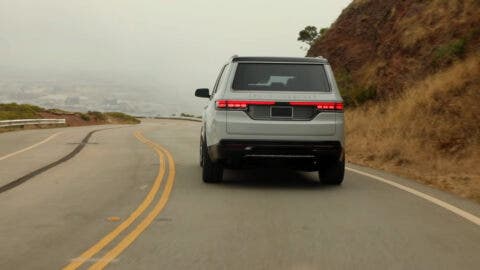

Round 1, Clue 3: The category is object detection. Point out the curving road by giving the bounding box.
[0,119,479,270]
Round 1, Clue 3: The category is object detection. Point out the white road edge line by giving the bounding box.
[346,167,480,226]
[0,132,62,161]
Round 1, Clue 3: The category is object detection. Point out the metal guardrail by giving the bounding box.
[154,117,202,122]
[0,119,66,128]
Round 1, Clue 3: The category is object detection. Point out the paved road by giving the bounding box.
[0,119,479,270]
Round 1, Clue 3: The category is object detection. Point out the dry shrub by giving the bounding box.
[346,56,480,202]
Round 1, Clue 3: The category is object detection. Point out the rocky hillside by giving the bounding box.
[308,0,480,202]
[309,0,479,104]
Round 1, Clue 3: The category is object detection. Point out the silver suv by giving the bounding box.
[195,56,344,184]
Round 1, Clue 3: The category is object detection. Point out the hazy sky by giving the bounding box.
[0,0,351,113]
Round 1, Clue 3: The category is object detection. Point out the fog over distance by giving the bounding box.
[0,0,350,116]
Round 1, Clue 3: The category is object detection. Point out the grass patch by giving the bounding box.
[0,103,44,120]
[433,38,467,66]
[105,112,140,124]
[345,57,480,202]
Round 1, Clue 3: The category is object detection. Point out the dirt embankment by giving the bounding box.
[308,0,480,202]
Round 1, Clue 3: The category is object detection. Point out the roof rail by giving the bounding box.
[231,57,328,63]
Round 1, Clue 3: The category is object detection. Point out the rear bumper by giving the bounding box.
[208,140,343,169]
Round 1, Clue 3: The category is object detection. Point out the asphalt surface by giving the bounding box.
[0,119,479,270]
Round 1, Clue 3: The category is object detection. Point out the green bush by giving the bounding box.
[335,70,354,106]
[47,108,70,115]
[433,38,466,64]
[335,70,377,107]
[319,27,329,36]
[87,111,106,121]
[355,86,378,105]
[79,113,90,121]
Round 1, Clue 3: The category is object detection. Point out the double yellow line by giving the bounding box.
[63,131,176,270]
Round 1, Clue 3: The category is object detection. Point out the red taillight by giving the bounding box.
[334,102,344,111]
[289,101,344,111]
[216,100,275,110]
[216,100,228,109]
[216,100,343,111]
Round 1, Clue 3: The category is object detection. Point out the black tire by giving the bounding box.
[202,140,223,183]
[318,157,345,185]
[199,136,204,167]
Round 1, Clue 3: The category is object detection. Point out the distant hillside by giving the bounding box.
[0,103,140,130]
[308,0,480,201]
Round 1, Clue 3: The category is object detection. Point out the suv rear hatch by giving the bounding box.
[222,62,342,136]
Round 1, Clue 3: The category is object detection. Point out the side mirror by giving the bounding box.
[195,88,210,98]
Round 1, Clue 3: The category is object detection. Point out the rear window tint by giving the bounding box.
[232,63,330,92]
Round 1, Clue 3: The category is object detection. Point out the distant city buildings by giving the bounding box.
[0,69,202,117]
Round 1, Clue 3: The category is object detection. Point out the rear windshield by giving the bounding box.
[232,63,330,92]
